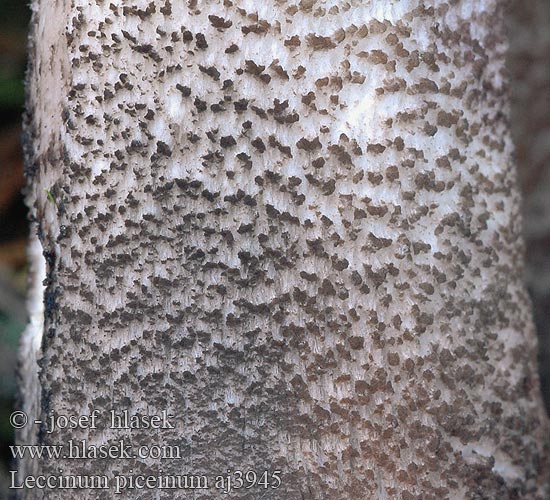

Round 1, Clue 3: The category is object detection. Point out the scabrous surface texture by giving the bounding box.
[20,0,549,498]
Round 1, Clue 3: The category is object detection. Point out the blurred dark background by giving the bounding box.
[508,0,550,413]
[0,0,30,495]
[0,0,548,496]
